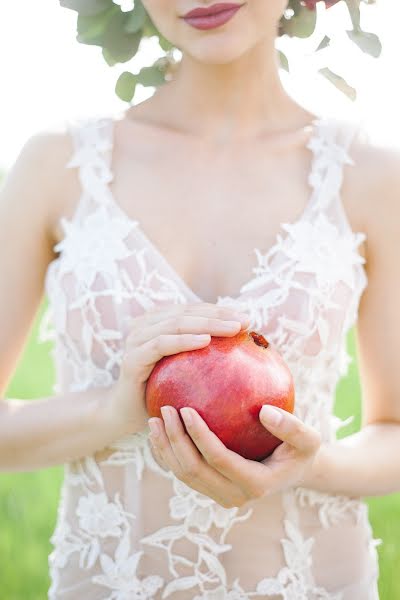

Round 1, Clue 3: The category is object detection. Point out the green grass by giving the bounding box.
[0,302,62,600]
[334,331,400,600]
[0,302,399,599]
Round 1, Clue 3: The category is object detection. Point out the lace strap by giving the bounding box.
[307,117,360,213]
[65,116,115,220]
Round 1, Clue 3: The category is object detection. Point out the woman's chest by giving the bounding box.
[48,196,367,374]
[53,120,367,304]
[95,140,317,303]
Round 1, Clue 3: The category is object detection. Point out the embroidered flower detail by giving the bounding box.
[104,431,173,481]
[255,517,343,600]
[192,577,273,600]
[307,132,354,188]
[66,118,113,185]
[193,586,242,600]
[294,487,365,529]
[76,492,126,538]
[169,478,241,532]
[127,246,189,311]
[281,213,365,290]
[49,520,101,570]
[65,455,104,488]
[49,522,83,569]
[92,536,164,599]
[55,205,136,287]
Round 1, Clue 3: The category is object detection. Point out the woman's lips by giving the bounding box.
[181,3,243,30]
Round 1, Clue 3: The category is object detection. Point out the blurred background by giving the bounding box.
[0,1,399,598]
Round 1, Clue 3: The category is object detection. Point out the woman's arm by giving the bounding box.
[302,424,400,497]
[0,131,135,471]
[302,147,400,497]
[0,386,124,471]
[0,130,69,397]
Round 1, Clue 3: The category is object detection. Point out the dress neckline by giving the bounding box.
[101,115,334,305]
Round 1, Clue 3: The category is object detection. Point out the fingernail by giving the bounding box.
[148,418,161,437]
[180,407,193,427]
[261,405,283,426]
[161,406,172,426]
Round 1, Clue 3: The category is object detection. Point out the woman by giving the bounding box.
[1,0,399,598]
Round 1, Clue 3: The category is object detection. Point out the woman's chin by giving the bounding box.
[184,38,252,66]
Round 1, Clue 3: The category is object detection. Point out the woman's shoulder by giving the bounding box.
[351,125,400,177]
[13,118,91,244]
[337,119,400,208]
[340,121,400,260]
[5,121,77,212]
[16,121,74,173]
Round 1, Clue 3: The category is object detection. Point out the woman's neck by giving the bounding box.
[151,36,310,144]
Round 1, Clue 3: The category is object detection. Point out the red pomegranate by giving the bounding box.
[145,330,295,461]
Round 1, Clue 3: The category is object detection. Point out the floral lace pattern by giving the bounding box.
[40,114,380,599]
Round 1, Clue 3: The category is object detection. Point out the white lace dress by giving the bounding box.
[39,113,381,600]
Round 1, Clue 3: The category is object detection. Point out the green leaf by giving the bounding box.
[136,64,165,87]
[142,19,161,38]
[60,0,111,16]
[281,6,317,39]
[319,67,357,101]
[158,35,174,52]
[115,71,137,102]
[102,46,118,66]
[316,35,331,52]
[102,11,142,62]
[345,0,361,31]
[347,29,382,58]
[77,6,117,45]
[124,0,147,33]
[278,50,289,72]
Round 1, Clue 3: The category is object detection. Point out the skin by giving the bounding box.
[0,0,399,506]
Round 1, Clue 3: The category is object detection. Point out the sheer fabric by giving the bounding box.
[39,114,380,599]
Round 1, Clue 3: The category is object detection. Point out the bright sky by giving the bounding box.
[0,1,398,170]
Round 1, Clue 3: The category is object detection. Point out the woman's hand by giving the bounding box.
[106,303,250,438]
[148,405,321,508]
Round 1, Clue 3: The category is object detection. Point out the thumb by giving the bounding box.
[259,405,321,455]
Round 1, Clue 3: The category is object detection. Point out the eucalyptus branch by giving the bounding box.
[60,0,381,102]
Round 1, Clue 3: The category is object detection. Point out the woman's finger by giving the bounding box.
[149,414,243,507]
[124,304,250,338]
[125,334,212,380]
[259,406,321,455]
[148,437,169,471]
[128,315,242,347]
[179,407,269,499]
[159,407,246,508]
[148,418,184,474]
